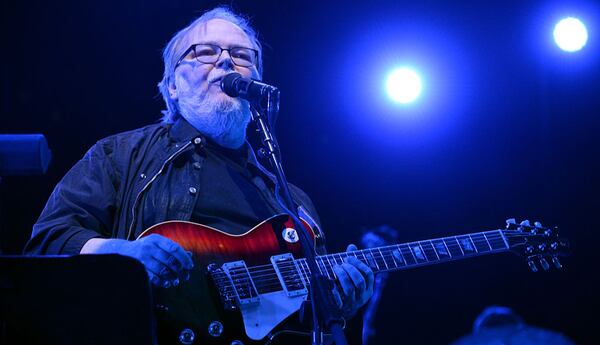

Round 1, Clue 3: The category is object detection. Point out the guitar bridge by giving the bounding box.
[207,263,236,310]
[222,260,260,306]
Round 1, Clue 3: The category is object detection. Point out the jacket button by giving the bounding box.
[193,162,202,170]
[188,187,197,195]
[193,137,202,145]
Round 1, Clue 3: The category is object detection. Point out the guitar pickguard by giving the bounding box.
[240,290,308,340]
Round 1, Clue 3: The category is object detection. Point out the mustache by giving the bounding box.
[207,70,236,85]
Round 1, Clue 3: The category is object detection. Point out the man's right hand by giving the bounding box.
[80,234,194,288]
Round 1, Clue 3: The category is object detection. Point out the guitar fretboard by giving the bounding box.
[296,230,509,282]
[217,230,510,298]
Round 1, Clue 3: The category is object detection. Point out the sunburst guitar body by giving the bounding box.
[139,214,317,345]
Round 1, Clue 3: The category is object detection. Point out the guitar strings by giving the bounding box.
[211,231,538,285]
[214,231,529,277]
[211,232,541,289]
[209,231,552,297]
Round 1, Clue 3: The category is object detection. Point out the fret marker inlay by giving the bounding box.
[434,242,448,256]
[411,245,426,261]
[364,252,378,269]
[392,249,405,264]
[460,238,474,252]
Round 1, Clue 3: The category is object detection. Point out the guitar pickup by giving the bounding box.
[222,260,260,306]
[271,254,308,297]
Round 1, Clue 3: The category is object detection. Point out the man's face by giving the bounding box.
[169,19,259,148]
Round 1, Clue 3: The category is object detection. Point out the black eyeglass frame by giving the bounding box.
[174,43,258,69]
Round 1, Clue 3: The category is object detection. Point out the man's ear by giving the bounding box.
[168,80,178,101]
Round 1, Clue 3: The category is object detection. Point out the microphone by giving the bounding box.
[220,73,278,104]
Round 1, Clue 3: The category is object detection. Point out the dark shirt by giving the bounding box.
[189,138,283,234]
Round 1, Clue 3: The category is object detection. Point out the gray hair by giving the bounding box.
[157,6,263,124]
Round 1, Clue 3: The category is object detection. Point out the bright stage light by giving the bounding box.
[553,17,588,52]
[386,67,422,104]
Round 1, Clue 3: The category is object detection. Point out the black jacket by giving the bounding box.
[24,119,323,255]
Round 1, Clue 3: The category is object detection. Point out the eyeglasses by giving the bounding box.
[175,43,258,68]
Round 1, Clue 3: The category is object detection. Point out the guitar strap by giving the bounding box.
[298,206,327,255]
[247,142,327,254]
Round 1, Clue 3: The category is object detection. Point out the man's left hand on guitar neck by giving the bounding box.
[332,244,375,318]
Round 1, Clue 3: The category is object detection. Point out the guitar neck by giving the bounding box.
[296,229,510,278]
[214,228,515,303]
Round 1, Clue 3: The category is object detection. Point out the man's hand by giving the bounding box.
[331,244,375,317]
[81,234,194,288]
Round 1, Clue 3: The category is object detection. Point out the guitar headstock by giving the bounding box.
[503,219,570,272]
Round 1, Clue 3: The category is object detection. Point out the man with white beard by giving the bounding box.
[25,6,373,344]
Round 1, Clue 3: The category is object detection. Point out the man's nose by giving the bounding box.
[215,50,235,69]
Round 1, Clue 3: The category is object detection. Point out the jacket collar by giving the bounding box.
[169,118,201,144]
[168,118,272,178]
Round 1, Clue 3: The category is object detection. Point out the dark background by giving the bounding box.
[1,0,598,344]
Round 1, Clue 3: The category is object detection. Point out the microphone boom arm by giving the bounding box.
[248,86,348,345]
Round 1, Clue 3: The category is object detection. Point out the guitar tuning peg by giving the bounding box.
[552,257,562,269]
[516,220,529,232]
[527,260,539,272]
[526,245,535,254]
[505,218,517,229]
[539,257,550,271]
[519,220,531,232]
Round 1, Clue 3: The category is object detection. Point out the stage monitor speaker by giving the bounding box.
[0,254,156,345]
[0,134,52,176]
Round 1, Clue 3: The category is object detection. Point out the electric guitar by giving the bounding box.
[138,216,569,345]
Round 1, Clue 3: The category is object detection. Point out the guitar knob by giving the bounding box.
[527,260,538,272]
[208,321,224,337]
[538,244,547,251]
[526,245,534,254]
[179,328,195,345]
[539,258,550,271]
[552,257,563,269]
[551,242,559,250]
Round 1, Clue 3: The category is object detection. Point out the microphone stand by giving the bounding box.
[250,90,348,345]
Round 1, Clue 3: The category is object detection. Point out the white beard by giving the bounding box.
[178,91,251,149]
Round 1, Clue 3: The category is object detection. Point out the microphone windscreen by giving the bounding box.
[220,73,242,97]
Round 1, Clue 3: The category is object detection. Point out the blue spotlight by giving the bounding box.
[553,17,588,52]
[386,67,422,104]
